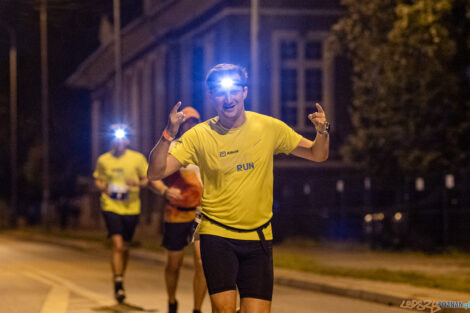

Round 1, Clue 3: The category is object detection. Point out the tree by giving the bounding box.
[331,0,470,177]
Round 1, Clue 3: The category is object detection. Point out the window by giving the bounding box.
[273,32,327,130]
[305,41,322,60]
[281,41,298,60]
[281,69,298,125]
[305,69,322,101]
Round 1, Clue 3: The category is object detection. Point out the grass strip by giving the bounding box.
[274,251,470,293]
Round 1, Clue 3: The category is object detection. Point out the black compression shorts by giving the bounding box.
[162,221,194,251]
[200,234,273,301]
[102,211,139,242]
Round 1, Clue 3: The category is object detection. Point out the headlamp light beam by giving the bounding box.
[114,128,126,139]
[220,77,235,89]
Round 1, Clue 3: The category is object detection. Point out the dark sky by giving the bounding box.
[0,0,142,203]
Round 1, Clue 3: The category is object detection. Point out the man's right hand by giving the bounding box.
[166,101,186,138]
[165,187,183,203]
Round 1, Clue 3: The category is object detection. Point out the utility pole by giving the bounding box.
[0,21,18,228]
[250,0,260,112]
[113,0,122,119]
[9,25,17,227]
[40,0,50,226]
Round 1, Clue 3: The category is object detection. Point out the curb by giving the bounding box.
[273,277,461,313]
[274,276,402,306]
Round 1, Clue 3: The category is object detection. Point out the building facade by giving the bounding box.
[68,0,356,239]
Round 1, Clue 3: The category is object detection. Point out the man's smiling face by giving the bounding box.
[210,73,248,122]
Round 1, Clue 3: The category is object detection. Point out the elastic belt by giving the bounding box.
[201,213,271,254]
[176,207,196,212]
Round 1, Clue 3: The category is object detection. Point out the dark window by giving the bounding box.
[305,69,322,102]
[281,69,297,102]
[281,40,298,60]
[192,45,205,118]
[282,107,297,126]
[305,41,322,60]
[281,69,298,126]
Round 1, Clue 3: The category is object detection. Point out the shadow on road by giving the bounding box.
[93,302,158,312]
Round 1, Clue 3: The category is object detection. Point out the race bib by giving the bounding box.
[108,184,129,201]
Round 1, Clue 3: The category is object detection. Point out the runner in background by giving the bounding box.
[150,107,207,313]
[93,125,149,303]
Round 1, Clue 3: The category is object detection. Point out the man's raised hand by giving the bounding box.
[308,103,327,132]
[166,101,186,137]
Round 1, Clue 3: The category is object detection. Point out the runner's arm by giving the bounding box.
[148,179,169,196]
[148,143,183,181]
[148,102,185,180]
[291,135,329,162]
[291,102,329,162]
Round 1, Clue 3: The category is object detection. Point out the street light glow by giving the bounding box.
[394,212,403,222]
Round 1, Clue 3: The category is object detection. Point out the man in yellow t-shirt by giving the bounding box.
[93,126,149,303]
[148,64,329,313]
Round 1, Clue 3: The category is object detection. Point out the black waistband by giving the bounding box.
[201,213,271,233]
[176,207,196,212]
[201,212,271,254]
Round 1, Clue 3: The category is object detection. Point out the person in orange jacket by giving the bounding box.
[150,107,206,313]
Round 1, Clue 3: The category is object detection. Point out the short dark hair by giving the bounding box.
[205,64,248,90]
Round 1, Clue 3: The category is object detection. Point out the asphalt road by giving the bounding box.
[0,235,406,313]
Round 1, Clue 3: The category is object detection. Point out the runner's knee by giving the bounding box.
[166,257,183,273]
[112,242,128,253]
[212,305,236,313]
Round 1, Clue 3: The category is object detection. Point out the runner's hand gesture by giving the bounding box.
[308,103,327,132]
[166,101,186,138]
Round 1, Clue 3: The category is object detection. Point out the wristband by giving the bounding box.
[317,122,330,135]
[162,129,175,141]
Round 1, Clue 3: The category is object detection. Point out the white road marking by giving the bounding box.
[40,285,69,313]
[23,271,69,313]
[34,269,115,306]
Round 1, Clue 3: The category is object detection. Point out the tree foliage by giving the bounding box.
[331,0,470,177]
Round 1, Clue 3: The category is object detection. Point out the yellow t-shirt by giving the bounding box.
[169,111,302,240]
[93,149,148,215]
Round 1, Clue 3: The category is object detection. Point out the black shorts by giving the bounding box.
[102,211,139,242]
[200,234,273,301]
[162,221,194,251]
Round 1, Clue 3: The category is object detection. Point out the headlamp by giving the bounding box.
[114,128,126,139]
[220,77,235,89]
[216,76,244,90]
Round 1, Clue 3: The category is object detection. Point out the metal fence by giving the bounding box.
[272,167,470,249]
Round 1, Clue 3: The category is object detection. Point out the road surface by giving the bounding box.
[0,235,406,313]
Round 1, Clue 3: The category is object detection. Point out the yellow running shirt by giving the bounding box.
[93,149,148,215]
[169,111,302,240]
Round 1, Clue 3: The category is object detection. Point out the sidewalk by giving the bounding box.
[5,231,470,313]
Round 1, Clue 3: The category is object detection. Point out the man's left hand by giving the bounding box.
[308,103,327,132]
